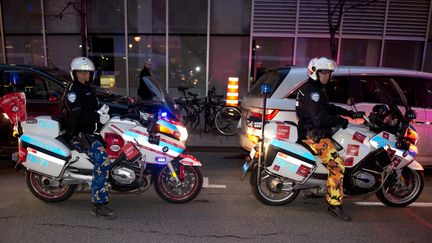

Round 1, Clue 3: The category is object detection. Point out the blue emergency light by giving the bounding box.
[260,83,271,95]
[10,72,20,85]
[155,156,166,163]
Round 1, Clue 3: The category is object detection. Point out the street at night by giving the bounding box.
[1,150,431,242]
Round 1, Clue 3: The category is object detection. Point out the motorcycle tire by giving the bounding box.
[26,171,77,203]
[154,162,203,203]
[251,166,299,206]
[376,168,424,207]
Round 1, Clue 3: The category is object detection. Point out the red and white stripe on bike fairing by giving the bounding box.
[123,128,183,159]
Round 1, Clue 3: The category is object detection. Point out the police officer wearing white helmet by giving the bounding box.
[61,57,115,219]
[296,57,364,221]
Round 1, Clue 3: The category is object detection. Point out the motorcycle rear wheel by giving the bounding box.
[154,162,203,203]
[26,171,77,203]
[252,166,299,206]
[376,168,424,207]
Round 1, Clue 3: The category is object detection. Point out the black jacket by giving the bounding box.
[61,81,100,136]
[296,78,350,140]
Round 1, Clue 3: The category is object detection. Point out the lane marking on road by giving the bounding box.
[203,177,226,189]
[354,202,432,207]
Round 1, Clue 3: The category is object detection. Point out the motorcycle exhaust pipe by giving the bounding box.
[293,178,325,190]
[62,172,93,185]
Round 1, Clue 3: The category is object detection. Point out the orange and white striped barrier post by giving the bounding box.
[226,77,239,107]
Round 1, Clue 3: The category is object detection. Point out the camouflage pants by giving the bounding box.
[89,140,111,205]
[303,138,345,206]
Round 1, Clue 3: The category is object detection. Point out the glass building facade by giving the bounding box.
[0,0,431,99]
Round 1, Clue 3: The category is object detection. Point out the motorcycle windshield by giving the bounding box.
[355,77,409,115]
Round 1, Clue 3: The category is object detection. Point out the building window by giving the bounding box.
[211,0,251,35]
[340,39,381,66]
[254,37,294,69]
[2,0,42,33]
[209,36,249,99]
[383,40,423,70]
[169,0,207,34]
[168,36,207,97]
[296,38,333,65]
[5,36,44,65]
[47,36,82,72]
[44,0,81,33]
[127,35,166,96]
[127,0,166,34]
[89,35,126,95]
[87,0,125,33]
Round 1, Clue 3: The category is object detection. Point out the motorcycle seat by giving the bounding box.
[296,138,343,155]
[296,140,318,155]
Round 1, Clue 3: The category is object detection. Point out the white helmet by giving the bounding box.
[307,57,336,81]
[70,57,95,81]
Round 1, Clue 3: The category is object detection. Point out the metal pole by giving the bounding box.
[421,0,432,71]
[0,1,6,63]
[205,0,211,96]
[41,0,48,66]
[124,0,129,96]
[81,0,88,57]
[379,0,390,67]
[165,0,169,93]
[336,5,344,64]
[257,92,267,187]
[293,0,300,65]
[247,0,255,91]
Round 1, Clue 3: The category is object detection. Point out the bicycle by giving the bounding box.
[175,87,201,132]
[175,86,241,136]
[214,105,241,136]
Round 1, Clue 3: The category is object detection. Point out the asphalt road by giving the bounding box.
[1,151,432,243]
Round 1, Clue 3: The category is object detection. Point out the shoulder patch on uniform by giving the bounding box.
[310,92,320,102]
[67,92,77,103]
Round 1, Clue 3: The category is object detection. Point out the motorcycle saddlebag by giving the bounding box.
[20,134,70,178]
[265,139,315,182]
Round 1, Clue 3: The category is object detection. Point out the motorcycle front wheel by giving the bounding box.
[376,168,424,207]
[252,166,299,206]
[26,171,77,202]
[154,162,203,203]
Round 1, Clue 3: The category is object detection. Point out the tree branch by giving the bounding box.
[344,0,378,13]
[331,0,344,16]
[46,1,81,20]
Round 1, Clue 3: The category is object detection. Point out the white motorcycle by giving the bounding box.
[242,80,424,207]
[1,93,203,203]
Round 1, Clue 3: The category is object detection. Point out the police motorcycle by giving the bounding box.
[1,92,203,203]
[242,80,424,207]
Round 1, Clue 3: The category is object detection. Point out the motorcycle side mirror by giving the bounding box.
[347,97,355,106]
[260,83,271,95]
[405,109,416,121]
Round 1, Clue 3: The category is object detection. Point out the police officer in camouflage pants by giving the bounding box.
[62,57,115,219]
[296,57,363,221]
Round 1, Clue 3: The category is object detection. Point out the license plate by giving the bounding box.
[249,147,256,159]
[242,161,250,173]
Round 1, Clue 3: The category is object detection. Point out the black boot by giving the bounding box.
[91,204,116,219]
[328,205,351,221]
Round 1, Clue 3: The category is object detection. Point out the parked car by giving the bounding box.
[239,66,432,167]
[0,64,179,159]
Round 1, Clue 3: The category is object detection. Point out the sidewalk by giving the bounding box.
[185,125,240,150]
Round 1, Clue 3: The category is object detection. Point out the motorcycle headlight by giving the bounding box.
[404,126,418,145]
[177,125,188,142]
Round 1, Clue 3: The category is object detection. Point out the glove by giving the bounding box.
[337,117,349,129]
[349,111,365,119]
[98,104,110,115]
[99,113,110,124]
